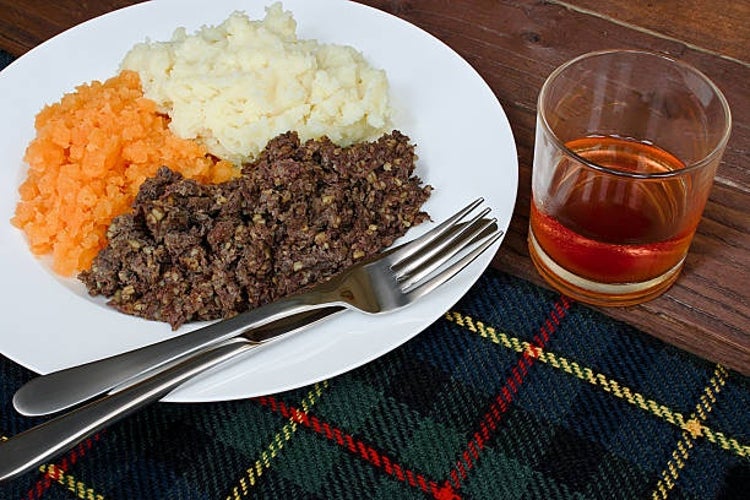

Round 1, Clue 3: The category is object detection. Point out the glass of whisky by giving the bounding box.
[529,49,731,306]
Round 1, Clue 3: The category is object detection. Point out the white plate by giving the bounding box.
[0,0,517,402]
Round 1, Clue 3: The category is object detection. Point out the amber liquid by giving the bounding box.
[530,136,702,297]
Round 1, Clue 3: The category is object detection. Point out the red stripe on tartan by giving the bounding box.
[297,406,307,425]
[475,428,486,449]
[468,440,480,461]
[406,469,417,487]
[450,467,460,488]
[255,396,443,497]
[333,428,345,447]
[345,434,357,453]
[517,357,528,377]
[382,454,394,475]
[312,415,322,434]
[393,464,405,482]
[447,295,571,492]
[456,460,467,479]
[368,446,381,467]
[26,431,104,500]
[357,441,369,461]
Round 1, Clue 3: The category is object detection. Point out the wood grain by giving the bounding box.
[556,0,750,64]
[0,0,145,57]
[358,0,750,375]
[0,0,748,374]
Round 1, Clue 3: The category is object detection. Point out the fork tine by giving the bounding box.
[398,216,499,289]
[393,207,491,279]
[387,197,484,262]
[404,228,503,302]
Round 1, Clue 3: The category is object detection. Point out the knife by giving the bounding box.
[13,306,342,417]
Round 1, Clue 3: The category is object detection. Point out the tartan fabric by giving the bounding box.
[1,268,748,499]
[0,51,12,72]
[2,50,749,498]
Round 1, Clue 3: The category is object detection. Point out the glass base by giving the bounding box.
[528,230,683,307]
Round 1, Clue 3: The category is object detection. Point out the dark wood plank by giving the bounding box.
[557,0,750,63]
[0,0,145,57]
[358,0,750,374]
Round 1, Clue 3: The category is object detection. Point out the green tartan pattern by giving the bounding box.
[1,268,748,499]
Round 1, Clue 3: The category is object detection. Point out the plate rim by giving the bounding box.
[0,0,519,402]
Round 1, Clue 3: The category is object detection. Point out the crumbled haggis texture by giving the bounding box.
[79,131,432,329]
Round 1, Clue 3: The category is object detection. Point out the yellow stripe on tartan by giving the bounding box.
[38,464,104,500]
[651,364,729,500]
[227,380,329,500]
[445,311,750,459]
[445,311,523,351]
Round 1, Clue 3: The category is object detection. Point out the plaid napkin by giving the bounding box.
[1,50,748,499]
[2,268,748,499]
[0,53,12,72]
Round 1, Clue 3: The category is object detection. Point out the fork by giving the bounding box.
[14,198,501,418]
[0,198,502,481]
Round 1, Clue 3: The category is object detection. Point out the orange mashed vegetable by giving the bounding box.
[12,70,237,276]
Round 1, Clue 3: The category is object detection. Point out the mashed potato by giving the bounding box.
[121,2,392,164]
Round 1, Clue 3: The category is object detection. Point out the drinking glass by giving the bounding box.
[529,49,731,306]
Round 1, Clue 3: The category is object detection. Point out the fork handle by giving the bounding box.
[0,338,254,482]
[14,293,343,417]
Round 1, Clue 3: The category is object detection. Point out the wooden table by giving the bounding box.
[1,0,748,375]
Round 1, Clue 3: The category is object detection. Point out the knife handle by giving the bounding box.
[14,306,342,417]
[0,339,253,482]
